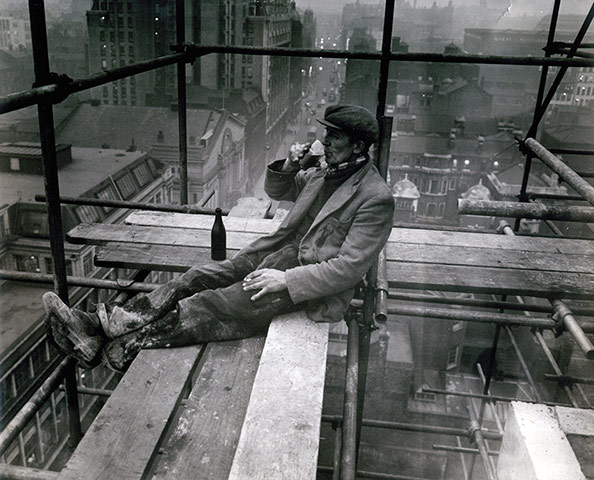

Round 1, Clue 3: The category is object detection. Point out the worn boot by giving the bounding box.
[43,292,105,369]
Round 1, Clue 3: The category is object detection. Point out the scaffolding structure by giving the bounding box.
[0,0,594,479]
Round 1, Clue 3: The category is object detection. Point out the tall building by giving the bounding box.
[87,0,177,107]
[0,16,31,51]
[191,0,302,162]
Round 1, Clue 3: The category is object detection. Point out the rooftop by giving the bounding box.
[0,145,148,205]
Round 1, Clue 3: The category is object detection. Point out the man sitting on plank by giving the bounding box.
[44,104,395,371]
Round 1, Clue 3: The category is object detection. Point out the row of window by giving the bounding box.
[99,30,134,43]
[99,1,134,14]
[101,43,135,57]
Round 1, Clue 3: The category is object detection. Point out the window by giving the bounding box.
[426,203,436,217]
[447,345,460,370]
[20,210,49,236]
[15,254,40,272]
[44,256,53,274]
[128,16,133,27]
[132,162,152,187]
[128,31,133,42]
[0,215,5,240]
[83,252,94,276]
[76,205,100,223]
[414,386,436,403]
[100,30,105,41]
[96,184,119,212]
[114,173,137,199]
[154,192,162,204]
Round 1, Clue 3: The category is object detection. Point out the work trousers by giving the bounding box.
[102,244,301,370]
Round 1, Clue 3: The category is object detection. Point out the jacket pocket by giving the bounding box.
[313,217,352,261]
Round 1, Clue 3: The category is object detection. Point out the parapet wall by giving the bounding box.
[497,402,593,480]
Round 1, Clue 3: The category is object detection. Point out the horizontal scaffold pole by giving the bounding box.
[458,199,594,222]
[524,138,594,207]
[34,194,230,216]
[0,269,159,292]
[387,304,556,329]
[544,374,594,386]
[0,464,59,480]
[1,46,593,115]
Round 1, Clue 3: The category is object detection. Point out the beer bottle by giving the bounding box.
[211,208,226,260]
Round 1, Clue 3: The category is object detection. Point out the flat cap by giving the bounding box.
[317,104,379,146]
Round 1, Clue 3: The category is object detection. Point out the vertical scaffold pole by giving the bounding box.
[376,0,395,119]
[516,0,561,229]
[340,313,360,480]
[27,0,81,447]
[176,0,188,205]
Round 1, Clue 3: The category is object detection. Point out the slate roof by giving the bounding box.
[56,103,222,152]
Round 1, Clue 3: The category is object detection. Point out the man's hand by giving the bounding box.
[242,269,288,302]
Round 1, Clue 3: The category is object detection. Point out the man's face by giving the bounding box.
[322,128,363,165]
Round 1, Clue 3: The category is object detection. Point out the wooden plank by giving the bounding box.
[387,261,594,299]
[67,223,262,249]
[125,211,280,234]
[388,228,594,255]
[95,243,218,272]
[153,336,266,479]
[385,243,594,274]
[228,197,271,219]
[58,346,203,480]
[228,313,329,480]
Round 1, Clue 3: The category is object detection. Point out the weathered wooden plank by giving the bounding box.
[67,223,262,249]
[153,336,266,480]
[125,211,280,233]
[228,197,271,219]
[95,243,220,272]
[385,243,594,274]
[94,240,594,276]
[387,261,594,299]
[228,313,329,480]
[388,228,594,255]
[58,346,203,480]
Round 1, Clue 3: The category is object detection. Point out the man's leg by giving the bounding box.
[99,255,258,338]
[102,281,299,371]
[44,255,258,367]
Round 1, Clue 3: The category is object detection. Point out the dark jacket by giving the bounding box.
[239,160,394,322]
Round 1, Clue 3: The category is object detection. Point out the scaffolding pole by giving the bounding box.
[175,0,188,205]
[388,292,594,318]
[0,270,160,293]
[526,3,594,138]
[544,374,594,386]
[533,331,581,408]
[458,199,594,222]
[376,0,396,118]
[34,195,229,215]
[524,138,594,207]
[1,46,593,116]
[503,326,544,403]
[467,406,498,480]
[27,0,81,448]
[322,415,502,441]
[340,314,360,480]
[516,0,562,226]
[0,358,73,457]
[0,464,59,480]
[387,304,557,329]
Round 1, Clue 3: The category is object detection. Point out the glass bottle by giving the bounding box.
[211,208,226,260]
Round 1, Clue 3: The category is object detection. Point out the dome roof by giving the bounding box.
[393,175,420,199]
[461,178,491,201]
